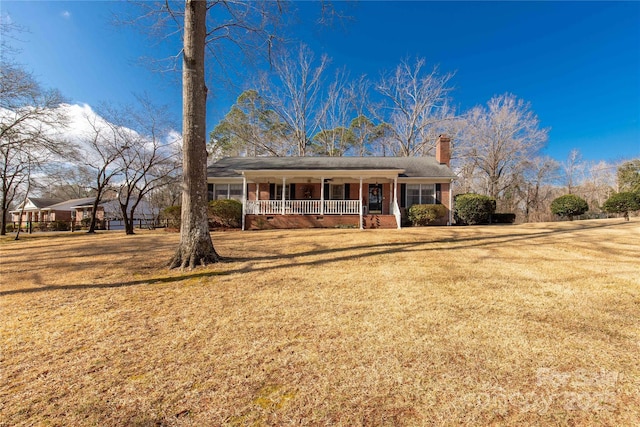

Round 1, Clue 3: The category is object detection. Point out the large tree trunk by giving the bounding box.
[169,0,220,269]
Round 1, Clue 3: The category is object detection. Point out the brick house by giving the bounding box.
[10,197,106,224]
[207,135,456,230]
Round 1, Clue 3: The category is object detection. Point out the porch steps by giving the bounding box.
[363,215,397,229]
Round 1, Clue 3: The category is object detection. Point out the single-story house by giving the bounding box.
[10,197,102,224]
[207,135,456,230]
[10,197,157,229]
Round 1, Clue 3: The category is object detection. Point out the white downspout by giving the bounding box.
[449,179,454,226]
[394,176,400,229]
[359,177,363,230]
[242,176,247,230]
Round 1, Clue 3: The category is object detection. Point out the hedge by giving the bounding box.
[407,204,447,226]
[208,199,242,229]
[492,213,516,224]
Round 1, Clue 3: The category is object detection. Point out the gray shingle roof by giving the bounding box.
[47,197,98,210]
[27,197,65,208]
[208,156,455,179]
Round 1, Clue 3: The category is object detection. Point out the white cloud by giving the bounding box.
[61,11,71,19]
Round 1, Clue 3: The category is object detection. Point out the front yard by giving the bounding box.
[1,219,638,425]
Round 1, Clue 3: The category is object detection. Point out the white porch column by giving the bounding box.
[359,177,363,230]
[394,176,400,229]
[320,177,325,215]
[281,176,286,215]
[241,176,247,231]
[393,177,398,207]
[449,179,454,226]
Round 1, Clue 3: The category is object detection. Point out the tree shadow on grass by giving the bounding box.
[2,220,633,296]
[0,271,229,297]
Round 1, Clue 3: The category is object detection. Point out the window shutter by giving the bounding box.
[324,182,330,199]
[269,183,276,200]
[344,183,351,199]
[207,184,214,201]
[400,184,406,207]
[435,183,441,204]
[289,184,296,200]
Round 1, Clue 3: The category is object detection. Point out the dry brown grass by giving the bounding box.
[1,219,639,426]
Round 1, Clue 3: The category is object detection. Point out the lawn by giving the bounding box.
[1,219,639,426]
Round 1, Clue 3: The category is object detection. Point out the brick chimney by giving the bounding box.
[436,134,451,167]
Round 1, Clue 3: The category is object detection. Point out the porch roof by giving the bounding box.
[208,156,456,179]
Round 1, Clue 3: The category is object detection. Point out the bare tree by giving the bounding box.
[0,62,67,235]
[261,43,330,156]
[374,57,454,157]
[38,167,94,200]
[580,160,616,213]
[311,68,355,156]
[114,98,182,234]
[517,156,560,222]
[459,93,548,199]
[75,109,129,233]
[562,148,584,194]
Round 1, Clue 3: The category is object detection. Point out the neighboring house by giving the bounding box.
[9,197,64,223]
[11,197,105,224]
[207,135,456,230]
[10,197,157,229]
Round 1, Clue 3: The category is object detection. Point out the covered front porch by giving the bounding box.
[239,169,404,230]
[246,199,361,215]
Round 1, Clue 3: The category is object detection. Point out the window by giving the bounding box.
[330,184,344,200]
[228,184,242,201]
[210,183,244,201]
[275,184,290,200]
[214,185,228,200]
[405,184,435,207]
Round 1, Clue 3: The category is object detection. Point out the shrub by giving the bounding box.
[407,204,447,226]
[208,199,242,229]
[550,194,589,220]
[51,220,70,231]
[454,194,496,225]
[492,213,516,224]
[602,192,640,221]
[6,223,14,232]
[161,205,182,229]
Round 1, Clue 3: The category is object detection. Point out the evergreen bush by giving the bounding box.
[602,192,640,221]
[454,194,496,225]
[208,199,242,228]
[161,205,182,229]
[51,220,70,231]
[550,194,589,220]
[407,204,447,226]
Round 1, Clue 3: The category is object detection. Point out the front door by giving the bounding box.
[368,184,383,214]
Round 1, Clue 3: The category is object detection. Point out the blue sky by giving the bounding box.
[3,1,639,163]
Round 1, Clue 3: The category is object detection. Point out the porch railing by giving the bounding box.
[246,199,360,215]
